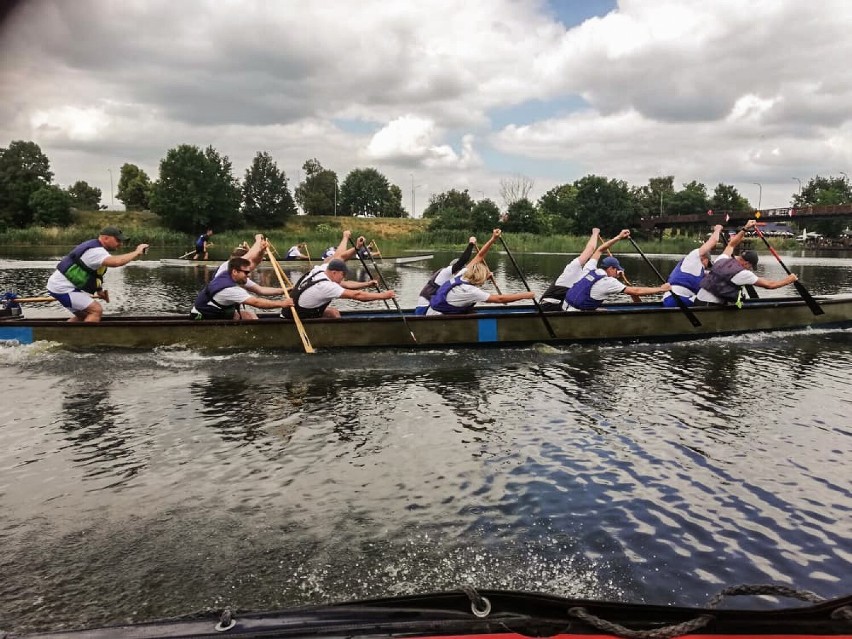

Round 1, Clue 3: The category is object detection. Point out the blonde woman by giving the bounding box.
[427,261,534,315]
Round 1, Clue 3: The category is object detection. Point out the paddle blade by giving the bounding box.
[794,281,825,316]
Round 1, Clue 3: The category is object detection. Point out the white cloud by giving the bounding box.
[1,0,851,211]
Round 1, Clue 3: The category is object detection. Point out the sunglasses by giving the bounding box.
[238,269,252,275]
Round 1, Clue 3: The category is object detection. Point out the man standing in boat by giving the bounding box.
[191,257,293,320]
[662,224,725,307]
[564,230,671,310]
[46,226,149,322]
[283,258,393,319]
[694,220,798,307]
[193,229,213,260]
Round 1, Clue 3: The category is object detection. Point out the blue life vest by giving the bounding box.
[193,271,241,318]
[56,239,106,293]
[699,257,746,303]
[429,276,476,314]
[564,269,606,310]
[195,234,208,251]
[667,257,705,294]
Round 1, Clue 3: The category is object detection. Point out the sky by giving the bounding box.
[1,0,851,216]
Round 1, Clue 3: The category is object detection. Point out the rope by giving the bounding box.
[707,583,824,607]
[460,585,492,618]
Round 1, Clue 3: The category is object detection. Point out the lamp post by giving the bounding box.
[752,182,762,210]
[333,175,337,217]
[108,168,114,209]
[410,173,422,218]
[792,177,802,194]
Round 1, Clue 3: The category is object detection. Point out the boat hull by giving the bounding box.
[1,296,850,351]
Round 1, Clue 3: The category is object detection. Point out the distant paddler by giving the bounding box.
[46,226,149,323]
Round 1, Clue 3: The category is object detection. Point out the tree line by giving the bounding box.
[1,139,849,235]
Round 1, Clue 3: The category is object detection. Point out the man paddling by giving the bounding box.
[563,230,671,311]
[694,220,798,307]
[662,224,724,307]
[211,234,289,302]
[47,226,149,323]
[191,257,293,320]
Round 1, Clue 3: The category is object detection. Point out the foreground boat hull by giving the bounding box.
[1,296,850,351]
[16,589,852,638]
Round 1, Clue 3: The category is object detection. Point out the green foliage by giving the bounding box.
[423,189,475,228]
[150,144,242,233]
[116,163,152,211]
[29,184,72,226]
[470,199,500,232]
[710,183,750,213]
[295,158,337,216]
[504,198,549,234]
[667,180,709,216]
[538,184,577,233]
[571,175,637,234]
[66,180,102,210]
[792,175,852,235]
[0,140,53,228]
[339,167,401,217]
[242,151,296,227]
[630,176,674,218]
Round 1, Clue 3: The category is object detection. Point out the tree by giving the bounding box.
[470,199,500,232]
[538,184,577,233]
[423,189,475,231]
[630,176,675,219]
[0,140,53,228]
[709,183,750,214]
[66,180,102,210]
[792,175,852,235]
[570,175,636,234]
[667,180,709,217]
[499,174,535,208]
[387,184,406,218]
[503,198,548,234]
[149,144,242,233]
[116,163,152,211]
[242,151,297,227]
[30,184,72,226]
[294,158,337,216]
[339,167,401,217]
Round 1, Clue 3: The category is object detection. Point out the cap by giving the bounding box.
[600,256,623,272]
[740,250,759,268]
[99,226,128,241]
[326,258,348,274]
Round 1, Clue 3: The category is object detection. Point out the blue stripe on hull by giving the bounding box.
[477,318,497,342]
[0,326,34,344]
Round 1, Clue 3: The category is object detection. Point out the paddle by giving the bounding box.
[177,249,196,260]
[752,225,824,316]
[3,296,58,304]
[497,235,557,339]
[348,238,390,308]
[720,230,759,299]
[265,247,315,354]
[349,237,417,343]
[627,236,702,328]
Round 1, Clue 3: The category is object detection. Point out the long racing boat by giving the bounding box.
[1,295,850,351]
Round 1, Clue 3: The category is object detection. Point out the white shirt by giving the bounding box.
[565,267,626,311]
[542,257,598,304]
[426,273,490,315]
[47,245,110,293]
[416,264,457,308]
[287,246,303,258]
[215,262,258,289]
[695,254,759,304]
[297,264,345,309]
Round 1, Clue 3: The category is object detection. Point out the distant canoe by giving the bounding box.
[2,295,850,351]
[159,254,433,268]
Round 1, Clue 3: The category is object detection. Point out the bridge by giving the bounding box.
[639,203,852,233]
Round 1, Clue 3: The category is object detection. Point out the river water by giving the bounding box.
[1,248,851,633]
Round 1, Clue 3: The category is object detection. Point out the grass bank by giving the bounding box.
[0,210,797,255]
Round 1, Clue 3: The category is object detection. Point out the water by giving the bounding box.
[0,249,850,633]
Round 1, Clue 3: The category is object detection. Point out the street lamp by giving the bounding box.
[752,182,762,210]
[108,168,114,209]
[333,175,337,217]
[792,177,801,195]
[410,173,422,218]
